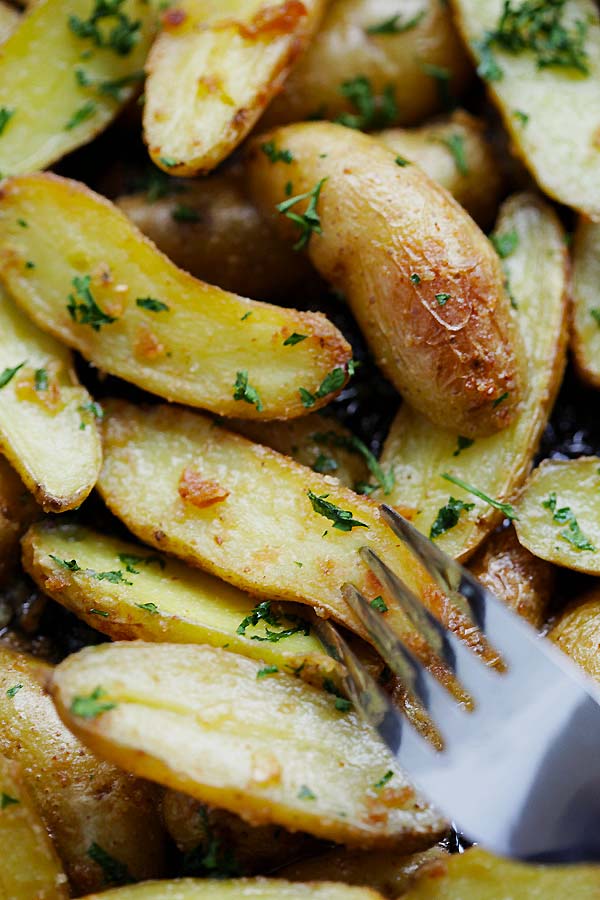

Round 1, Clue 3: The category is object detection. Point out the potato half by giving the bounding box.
[81,880,386,899]
[450,0,600,219]
[247,122,523,437]
[514,457,600,574]
[51,641,446,849]
[0,755,69,900]
[144,0,326,175]
[0,646,165,894]
[549,585,600,683]
[380,193,567,560]
[0,285,101,512]
[262,0,472,129]
[22,521,343,687]
[0,173,351,419]
[0,0,156,175]
[570,218,600,388]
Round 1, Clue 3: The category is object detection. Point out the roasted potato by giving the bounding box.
[0,645,165,894]
[247,122,523,438]
[144,0,326,175]
[81,880,387,899]
[0,0,156,175]
[380,193,568,560]
[0,173,352,419]
[0,754,69,900]
[0,456,38,586]
[0,284,102,512]
[262,0,472,129]
[468,526,554,629]
[51,641,446,849]
[450,0,600,219]
[399,846,600,898]
[377,110,503,227]
[570,218,600,388]
[549,585,600,682]
[514,457,600,574]
[22,521,344,687]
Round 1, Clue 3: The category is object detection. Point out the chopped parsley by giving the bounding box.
[17,218,27,228]
[69,0,141,56]
[430,497,475,539]
[312,452,338,474]
[67,274,116,331]
[441,473,518,520]
[283,332,307,346]
[181,807,240,878]
[312,430,394,495]
[159,156,178,168]
[298,785,316,800]
[436,292,451,306]
[276,177,328,250]
[75,67,145,101]
[118,552,164,571]
[257,665,279,679]
[0,107,14,136]
[490,229,519,259]
[136,297,170,312]
[374,770,394,790]
[89,608,109,617]
[49,555,132,584]
[25,260,35,269]
[0,793,19,809]
[366,10,425,34]
[135,602,159,614]
[307,490,368,532]
[440,133,468,176]
[6,684,22,698]
[171,204,200,223]
[493,391,509,408]
[395,155,410,166]
[370,596,388,613]
[410,273,421,284]
[233,370,263,412]
[590,308,600,327]
[335,76,397,130]
[260,140,293,163]
[236,600,310,643]
[299,366,346,408]
[240,311,252,322]
[0,361,26,389]
[71,687,117,719]
[79,401,104,429]
[65,101,97,130]
[453,435,474,457]
[513,109,530,125]
[87,842,134,886]
[335,697,352,711]
[49,555,81,571]
[542,492,596,551]
[34,368,48,391]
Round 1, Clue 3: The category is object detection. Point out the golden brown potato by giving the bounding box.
[247,122,523,438]
[262,0,472,129]
[377,111,503,227]
[570,218,600,389]
[0,456,38,586]
[0,755,69,900]
[51,641,446,850]
[0,173,352,420]
[468,527,554,629]
[0,645,165,894]
[116,172,320,301]
[81,879,387,899]
[549,585,600,683]
[400,846,600,898]
[144,0,326,175]
[162,790,321,875]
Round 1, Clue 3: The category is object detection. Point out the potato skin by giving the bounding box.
[262,0,472,128]
[549,587,600,683]
[0,646,165,894]
[247,122,524,437]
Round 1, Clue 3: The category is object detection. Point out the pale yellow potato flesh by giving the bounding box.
[0,285,101,512]
[0,455,38,585]
[549,585,600,683]
[380,193,568,560]
[400,846,600,898]
[22,521,343,686]
[51,641,446,848]
[514,457,600,574]
[81,879,386,899]
[0,1,19,44]
[377,110,503,227]
[0,0,156,175]
[570,218,600,388]
[144,0,326,175]
[247,122,523,438]
[450,0,600,220]
[262,0,472,129]
[0,645,165,894]
[0,755,69,900]
[97,398,443,640]
[0,174,351,419]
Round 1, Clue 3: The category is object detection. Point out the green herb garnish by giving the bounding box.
[298,785,316,800]
[366,11,424,34]
[6,684,22,698]
[257,665,279,679]
[435,292,451,306]
[440,133,468,175]
[307,490,368,532]
[283,333,308,346]
[233,370,263,412]
[260,141,293,163]
[441,473,518,520]
[370,596,388,612]
[374,770,394,790]
[276,177,328,250]
[0,107,14,136]
[542,492,596,551]
[71,687,116,719]
[67,274,116,331]
[491,229,519,259]
[136,297,169,312]
[87,842,134,886]
[34,368,48,391]
[0,793,19,809]
[453,436,474,457]
[0,361,26,389]
[430,497,475,539]
[335,76,397,129]
[65,100,97,130]
[69,0,141,56]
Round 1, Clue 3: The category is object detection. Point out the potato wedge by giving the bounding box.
[0,645,165,894]
[570,218,600,388]
[81,879,386,899]
[376,110,502,227]
[0,284,101,512]
[514,457,600,574]
[0,755,69,900]
[549,585,600,682]
[450,0,600,219]
[400,846,600,898]
[22,521,343,686]
[0,1,19,45]
[468,526,554,628]
[0,0,156,176]
[380,193,567,560]
[0,173,351,419]
[0,456,38,585]
[144,0,326,176]
[247,122,523,438]
[97,398,445,641]
[262,0,472,129]
[51,641,446,849]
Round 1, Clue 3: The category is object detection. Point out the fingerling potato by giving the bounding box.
[51,641,446,849]
[0,456,38,586]
[246,122,523,437]
[570,218,600,388]
[0,173,351,419]
[81,879,387,899]
[549,585,600,682]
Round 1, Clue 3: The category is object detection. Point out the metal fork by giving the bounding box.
[316,505,600,863]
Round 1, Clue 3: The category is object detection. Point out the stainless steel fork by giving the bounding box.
[316,505,600,863]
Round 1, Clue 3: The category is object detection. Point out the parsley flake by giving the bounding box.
[453,435,474,457]
[136,297,169,312]
[436,292,451,306]
[542,492,596,551]
[335,76,397,129]
[49,555,81,571]
[6,684,22,698]
[260,140,293,163]
[374,770,394,790]
[276,178,328,250]
[299,366,347,408]
[69,0,141,57]
[65,100,97,130]
[71,687,116,719]
[366,11,424,34]
[370,596,388,613]
[410,273,421,284]
[87,842,134,886]
[0,107,14,136]
[307,490,368,532]
[440,133,468,175]
[283,332,308,346]
[441,473,518,520]
[590,308,600,328]
[237,600,310,642]
[491,229,519,259]
[233,370,263,412]
[298,785,316,800]
[493,392,509,408]
[0,793,19,809]
[89,608,109,617]
[67,274,116,331]
[135,602,159,614]
[312,430,394,495]
[0,361,26,389]
[34,368,48,392]
[430,497,475,539]
[257,665,279,679]
[395,155,410,166]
